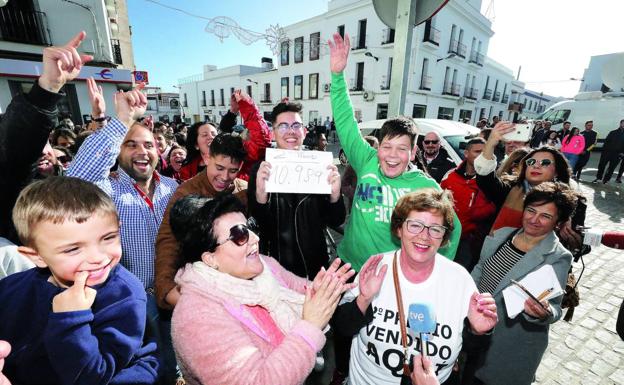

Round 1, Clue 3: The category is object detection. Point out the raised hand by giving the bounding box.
[0,340,11,385]
[230,92,240,114]
[410,355,439,385]
[52,271,97,313]
[327,33,351,74]
[327,164,342,203]
[302,274,344,330]
[87,77,106,119]
[255,161,272,204]
[39,31,93,93]
[311,258,356,294]
[467,292,498,334]
[489,121,515,144]
[114,84,148,128]
[356,254,388,313]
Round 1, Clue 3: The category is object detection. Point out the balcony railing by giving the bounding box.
[464,87,478,100]
[469,51,484,66]
[420,75,432,91]
[111,39,123,64]
[260,94,272,104]
[0,7,51,46]
[483,89,492,100]
[501,94,509,103]
[493,91,501,102]
[448,39,467,58]
[381,28,395,44]
[423,23,440,45]
[352,34,368,50]
[443,82,460,96]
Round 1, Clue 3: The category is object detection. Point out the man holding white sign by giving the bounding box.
[248,101,345,279]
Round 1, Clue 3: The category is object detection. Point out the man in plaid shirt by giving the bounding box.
[67,80,179,383]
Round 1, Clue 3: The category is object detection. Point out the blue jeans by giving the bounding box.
[146,293,178,384]
[564,152,579,170]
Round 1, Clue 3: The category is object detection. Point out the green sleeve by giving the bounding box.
[438,213,461,260]
[330,72,376,172]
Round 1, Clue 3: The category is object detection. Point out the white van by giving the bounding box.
[536,92,624,147]
[347,118,479,165]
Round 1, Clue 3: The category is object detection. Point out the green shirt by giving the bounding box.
[331,72,461,271]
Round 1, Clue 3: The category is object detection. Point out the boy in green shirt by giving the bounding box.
[329,33,461,271]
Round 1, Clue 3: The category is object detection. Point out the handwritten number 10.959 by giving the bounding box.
[271,164,323,185]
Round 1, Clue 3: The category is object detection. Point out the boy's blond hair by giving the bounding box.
[13,177,118,246]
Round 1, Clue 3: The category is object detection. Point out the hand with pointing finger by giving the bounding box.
[39,31,93,93]
[52,271,97,313]
[114,84,148,129]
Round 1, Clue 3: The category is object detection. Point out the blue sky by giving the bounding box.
[128,0,327,92]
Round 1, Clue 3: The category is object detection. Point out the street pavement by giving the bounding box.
[324,141,624,385]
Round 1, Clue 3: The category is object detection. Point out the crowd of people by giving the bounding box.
[0,30,622,385]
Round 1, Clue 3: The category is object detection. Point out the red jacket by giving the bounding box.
[237,98,272,181]
[440,161,497,238]
[178,156,203,182]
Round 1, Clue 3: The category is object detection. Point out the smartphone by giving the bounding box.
[503,123,532,142]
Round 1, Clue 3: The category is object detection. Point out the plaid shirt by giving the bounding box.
[67,118,178,289]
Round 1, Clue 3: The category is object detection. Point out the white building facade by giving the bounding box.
[0,0,135,125]
[178,0,548,126]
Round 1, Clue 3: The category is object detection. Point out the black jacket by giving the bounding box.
[424,148,456,183]
[603,128,624,154]
[247,160,346,279]
[0,82,63,243]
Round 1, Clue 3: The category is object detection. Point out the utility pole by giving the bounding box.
[387,0,417,117]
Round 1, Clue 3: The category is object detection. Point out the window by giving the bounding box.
[356,19,367,49]
[385,58,393,89]
[449,24,457,52]
[9,80,81,124]
[355,62,364,91]
[420,58,431,90]
[337,25,345,38]
[310,32,320,60]
[183,93,188,107]
[246,85,252,99]
[376,103,388,119]
[230,87,235,96]
[294,75,303,99]
[412,104,427,118]
[309,73,319,99]
[281,77,289,98]
[280,41,289,66]
[201,90,206,106]
[437,107,454,120]
[210,90,215,106]
[459,109,472,121]
[263,83,271,102]
[219,89,224,106]
[294,37,304,63]
[309,110,319,126]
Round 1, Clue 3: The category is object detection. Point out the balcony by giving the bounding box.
[469,51,484,66]
[443,82,460,96]
[464,87,478,100]
[448,39,467,58]
[423,23,440,46]
[483,89,492,100]
[0,7,51,46]
[260,94,272,104]
[352,34,368,50]
[381,28,395,45]
[111,39,123,64]
[501,94,509,103]
[419,75,432,91]
[380,75,390,90]
[493,91,501,102]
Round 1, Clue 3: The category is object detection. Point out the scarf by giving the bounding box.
[190,259,305,333]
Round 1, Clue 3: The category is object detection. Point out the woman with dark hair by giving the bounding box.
[560,127,585,170]
[495,148,529,179]
[169,194,355,385]
[178,122,218,181]
[467,182,578,385]
[161,144,187,183]
[474,123,587,260]
[541,130,561,149]
[51,127,77,151]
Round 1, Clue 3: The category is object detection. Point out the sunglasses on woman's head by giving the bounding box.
[215,218,258,247]
[525,158,553,167]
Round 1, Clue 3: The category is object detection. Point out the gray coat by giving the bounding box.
[471,227,572,385]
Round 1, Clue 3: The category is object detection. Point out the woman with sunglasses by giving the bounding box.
[465,182,578,385]
[331,189,497,385]
[474,122,588,259]
[169,194,355,385]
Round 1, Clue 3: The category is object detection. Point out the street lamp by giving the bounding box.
[437,53,456,63]
[364,51,379,61]
[246,78,258,84]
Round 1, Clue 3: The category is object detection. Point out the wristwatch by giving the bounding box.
[91,115,110,123]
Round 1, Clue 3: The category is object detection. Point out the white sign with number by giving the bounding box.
[265,148,332,194]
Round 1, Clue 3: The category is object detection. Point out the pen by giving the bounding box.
[536,287,554,302]
[510,279,552,314]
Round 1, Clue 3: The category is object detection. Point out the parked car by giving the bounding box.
[338,118,480,166]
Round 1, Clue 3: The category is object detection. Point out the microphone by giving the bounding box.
[408,303,436,357]
[602,231,624,250]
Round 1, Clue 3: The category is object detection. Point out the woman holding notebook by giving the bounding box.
[467,182,578,385]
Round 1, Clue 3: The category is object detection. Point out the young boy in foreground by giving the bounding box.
[0,176,158,385]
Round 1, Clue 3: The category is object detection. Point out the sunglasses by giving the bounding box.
[275,122,304,133]
[58,155,72,163]
[423,140,439,145]
[215,218,258,248]
[404,219,447,239]
[525,158,553,167]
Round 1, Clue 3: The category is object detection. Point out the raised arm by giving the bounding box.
[236,91,271,165]
[328,33,376,172]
